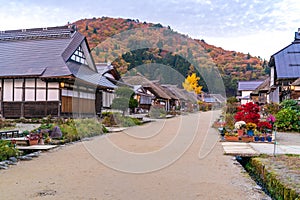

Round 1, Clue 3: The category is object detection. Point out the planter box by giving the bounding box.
[29,139,39,146]
[225,136,239,142]
[241,136,253,143]
[237,129,244,137]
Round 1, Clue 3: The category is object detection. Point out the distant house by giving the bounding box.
[250,77,272,105]
[237,81,263,104]
[132,85,154,112]
[122,74,172,111]
[96,63,121,108]
[0,26,116,118]
[268,28,300,102]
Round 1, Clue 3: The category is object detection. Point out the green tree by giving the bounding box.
[111,87,137,115]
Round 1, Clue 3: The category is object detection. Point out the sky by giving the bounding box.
[0,0,300,60]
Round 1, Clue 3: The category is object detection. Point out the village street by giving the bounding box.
[0,110,270,200]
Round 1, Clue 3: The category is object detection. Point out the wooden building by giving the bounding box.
[0,26,116,118]
[269,28,300,102]
[237,81,263,104]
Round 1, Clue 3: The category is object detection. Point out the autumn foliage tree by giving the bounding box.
[182,73,202,94]
[234,102,260,124]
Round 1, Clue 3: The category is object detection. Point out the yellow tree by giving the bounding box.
[182,73,202,94]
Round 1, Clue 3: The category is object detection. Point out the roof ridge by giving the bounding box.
[0,25,76,41]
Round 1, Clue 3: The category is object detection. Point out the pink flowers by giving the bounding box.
[267,114,276,123]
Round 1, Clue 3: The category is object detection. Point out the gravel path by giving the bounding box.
[0,111,270,199]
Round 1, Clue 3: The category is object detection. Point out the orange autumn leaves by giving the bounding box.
[182,73,202,94]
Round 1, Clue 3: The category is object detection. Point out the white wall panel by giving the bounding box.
[25,89,35,101]
[3,79,13,101]
[48,89,59,101]
[14,88,22,101]
[25,79,35,87]
[14,79,23,87]
[37,79,46,87]
[48,82,59,88]
[36,89,46,101]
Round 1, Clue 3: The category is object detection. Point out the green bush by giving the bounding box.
[280,99,300,111]
[0,140,19,161]
[275,108,300,132]
[149,105,167,118]
[102,112,142,127]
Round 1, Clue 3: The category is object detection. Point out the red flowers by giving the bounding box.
[257,121,272,131]
[234,102,260,124]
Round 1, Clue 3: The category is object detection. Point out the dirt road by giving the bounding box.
[0,111,270,199]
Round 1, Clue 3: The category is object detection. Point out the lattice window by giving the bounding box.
[70,45,87,65]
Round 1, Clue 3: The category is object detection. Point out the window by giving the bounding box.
[70,45,87,65]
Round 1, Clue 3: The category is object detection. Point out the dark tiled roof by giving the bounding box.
[0,26,115,88]
[238,81,263,91]
[271,31,300,79]
[0,26,82,78]
[67,61,116,88]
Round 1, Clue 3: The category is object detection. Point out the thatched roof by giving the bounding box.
[122,74,171,100]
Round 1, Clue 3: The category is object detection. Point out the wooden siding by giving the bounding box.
[61,96,95,114]
[3,101,59,118]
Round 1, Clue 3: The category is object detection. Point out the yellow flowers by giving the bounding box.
[182,73,202,94]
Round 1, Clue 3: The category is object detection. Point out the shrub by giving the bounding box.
[280,99,300,111]
[0,140,19,161]
[149,105,167,118]
[224,113,235,130]
[263,102,280,115]
[275,108,300,132]
[234,102,260,124]
[101,112,142,127]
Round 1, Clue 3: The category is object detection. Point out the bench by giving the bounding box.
[0,130,24,139]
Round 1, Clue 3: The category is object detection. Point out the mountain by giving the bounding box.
[73,17,269,97]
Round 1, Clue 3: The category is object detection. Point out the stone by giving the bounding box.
[9,157,18,163]
[50,126,62,139]
[18,156,32,161]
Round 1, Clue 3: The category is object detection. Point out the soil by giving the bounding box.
[0,111,270,200]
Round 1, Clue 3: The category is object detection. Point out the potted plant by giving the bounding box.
[257,121,272,134]
[266,133,272,142]
[224,132,239,142]
[254,130,261,142]
[241,135,253,142]
[234,121,246,137]
[246,122,257,136]
[27,133,40,146]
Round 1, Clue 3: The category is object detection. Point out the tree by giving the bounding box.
[234,102,260,124]
[182,73,202,94]
[111,87,137,115]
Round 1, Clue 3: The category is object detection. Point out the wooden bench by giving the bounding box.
[0,130,24,139]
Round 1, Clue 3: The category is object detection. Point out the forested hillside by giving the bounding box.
[73,17,269,96]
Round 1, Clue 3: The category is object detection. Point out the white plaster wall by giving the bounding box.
[36,89,46,101]
[3,79,13,101]
[48,89,59,101]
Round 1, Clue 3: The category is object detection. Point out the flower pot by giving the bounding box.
[225,136,239,142]
[241,136,253,143]
[29,139,39,146]
[260,137,265,142]
[237,129,244,137]
[247,130,254,136]
[254,136,260,142]
[266,136,272,142]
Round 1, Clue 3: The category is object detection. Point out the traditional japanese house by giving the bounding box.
[0,25,116,118]
[269,28,300,102]
[250,77,271,105]
[237,81,263,104]
[122,74,172,111]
